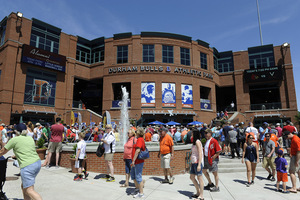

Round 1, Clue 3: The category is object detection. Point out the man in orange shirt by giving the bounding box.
[145,131,152,142]
[283,131,300,193]
[158,127,175,184]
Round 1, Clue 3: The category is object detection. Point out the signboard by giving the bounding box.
[22,44,66,72]
[112,100,131,108]
[141,82,155,107]
[244,66,282,83]
[200,99,211,110]
[162,83,176,107]
[181,84,193,108]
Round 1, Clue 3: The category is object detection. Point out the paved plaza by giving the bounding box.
[3,152,300,200]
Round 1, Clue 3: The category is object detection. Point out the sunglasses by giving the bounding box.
[265,136,270,138]
[249,138,253,139]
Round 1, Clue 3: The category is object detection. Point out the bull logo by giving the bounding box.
[33,79,52,102]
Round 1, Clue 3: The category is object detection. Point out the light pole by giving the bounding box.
[256,0,263,46]
[280,42,290,109]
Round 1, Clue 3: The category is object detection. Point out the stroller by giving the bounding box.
[0,156,10,200]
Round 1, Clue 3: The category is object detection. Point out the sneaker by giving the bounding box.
[74,175,82,181]
[130,188,139,195]
[45,165,50,169]
[245,182,251,187]
[106,176,115,182]
[266,174,272,180]
[84,171,89,179]
[204,183,215,190]
[210,186,220,192]
[100,174,110,179]
[133,193,144,198]
[251,180,254,185]
[169,176,175,184]
[270,176,275,182]
[161,179,169,184]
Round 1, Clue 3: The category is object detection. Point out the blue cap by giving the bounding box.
[277,149,283,155]
[15,123,27,132]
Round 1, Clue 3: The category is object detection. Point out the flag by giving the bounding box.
[78,112,82,131]
[71,111,75,125]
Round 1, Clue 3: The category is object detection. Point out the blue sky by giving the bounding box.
[1,0,300,110]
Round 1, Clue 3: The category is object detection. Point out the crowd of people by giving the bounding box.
[0,119,300,199]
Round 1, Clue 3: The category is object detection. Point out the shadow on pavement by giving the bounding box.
[178,190,193,198]
[125,187,137,195]
[256,176,267,180]
[233,179,247,185]
[264,186,277,191]
[94,174,108,179]
[149,177,164,182]
[118,180,135,187]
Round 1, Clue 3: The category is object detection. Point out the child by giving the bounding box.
[274,148,289,193]
[74,132,89,181]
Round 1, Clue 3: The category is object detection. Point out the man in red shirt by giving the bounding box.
[44,117,64,168]
[283,131,300,193]
[203,128,222,192]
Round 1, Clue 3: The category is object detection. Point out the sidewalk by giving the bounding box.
[2,150,300,200]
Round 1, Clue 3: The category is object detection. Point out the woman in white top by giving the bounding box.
[151,130,160,142]
[190,128,204,200]
[26,121,34,138]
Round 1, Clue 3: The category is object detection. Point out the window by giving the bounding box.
[200,52,207,69]
[24,68,57,107]
[76,44,91,64]
[117,45,128,64]
[180,47,190,65]
[248,45,275,69]
[0,23,6,46]
[143,45,155,62]
[217,51,234,73]
[162,45,173,63]
[30,19,60,54]
[76,37,105,64]
[92,45,105,63]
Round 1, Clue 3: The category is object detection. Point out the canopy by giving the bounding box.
[187,121,203,125]
[148,120,164,125]
[165,121,181,126]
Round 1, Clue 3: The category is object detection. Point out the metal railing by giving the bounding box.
[250,102,281,110]
[72,101,83,109]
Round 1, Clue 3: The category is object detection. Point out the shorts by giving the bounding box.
[131,162,144,184]
[78,159,84,168]
[203,156,218,172]
[48,142,62,153]
[190,163,203,176]
[244,158,257,163]
[225,139,230,146]
[277,172,288,182]
[289,155,300,173]
[161,153,171,169]
[104,153,114,161]
[262,157,275,169]
[124,159,132,174]
[20,160,41,189]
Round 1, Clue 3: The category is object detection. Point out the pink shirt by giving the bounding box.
[50,123,64,143]
[123,137,137,159]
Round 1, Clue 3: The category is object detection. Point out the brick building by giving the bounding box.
[0,12,297,127]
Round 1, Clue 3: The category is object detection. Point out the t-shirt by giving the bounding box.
[4,136,40,168]
[66,129,72,137]
[263,140,275,157]
[103,132,115,153]
[228,130,237,143]
[245,127,258,141]
[34,127,42,140]
[276,127,283,137]
[76,140,86,159]
[274,157,288,173]
[132,137,145,165]
[181,130,187,141]
[259,127,268,141]
[159,134,174,155]
[283,125,296,133]
[222,126,231,140]
[124,137,137,159]
[145,132,152,142]
[290,135,300,156]
[50,124,64,143]
[204,138,212,156]
[263,134,278,147]
[42,127,51,139]
[1,128,8,143]
[174,131,182,142]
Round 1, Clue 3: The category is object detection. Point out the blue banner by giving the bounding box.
[181,84,193,108]
[200,99,211,110]
[112,100,131,108]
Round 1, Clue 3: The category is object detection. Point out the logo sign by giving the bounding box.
[200,99,211,110]
[181,84,193,108]
[162,83,176,107]
[112,100,131,108]
[141,82,155,107]
[244,66,282,83]
[22,44,66,72]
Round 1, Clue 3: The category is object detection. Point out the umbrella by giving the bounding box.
[165,121,181,126]
[148,120,164,125]
[187,121,203,125]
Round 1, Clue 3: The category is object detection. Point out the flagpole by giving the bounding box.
[256,0,263,45]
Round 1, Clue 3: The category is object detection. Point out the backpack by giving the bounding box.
[96,142,105,157]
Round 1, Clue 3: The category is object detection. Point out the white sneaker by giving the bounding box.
[133,193,144,198]
[130,188,139,195]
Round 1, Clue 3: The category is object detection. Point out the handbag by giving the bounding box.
[138,147,150,160]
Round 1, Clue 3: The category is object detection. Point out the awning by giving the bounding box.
[254,113,281,118]
[23,105,57,115]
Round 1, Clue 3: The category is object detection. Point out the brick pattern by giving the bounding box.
[58,149,191,175]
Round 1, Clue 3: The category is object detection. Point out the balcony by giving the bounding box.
[73,100,83,109]
[250,102,281,110]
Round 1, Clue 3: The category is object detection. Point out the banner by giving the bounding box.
[181,84,193,108]
[70,111,75,125]
[141,82,155,107]
[162,83,176,107]
[201,99,211,110]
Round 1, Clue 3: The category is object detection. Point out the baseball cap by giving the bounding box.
[263,122,268,125]
[205,129,212,133]
[15,123,27,132]
[286,120,291,124]
[276,123,280,126]
[277,148,284,155]
[282,131,291,137]
[35,123,41,126]
[160,127,168,132]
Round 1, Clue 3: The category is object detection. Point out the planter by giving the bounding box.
[69,157,88,173]
[36,148,47,160]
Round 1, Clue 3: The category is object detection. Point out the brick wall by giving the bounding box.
[58,149,191,175]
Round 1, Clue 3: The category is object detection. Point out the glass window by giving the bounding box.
[24,68,56,107]
[30,22,60,53]
[143,45,155,62]
[162,45,173,63]
[117,45,128,64]
[217,52,234,73]
[0,23,6,46]
[180,47,190,65]
[248,45,275,69]
[200,52,207,70]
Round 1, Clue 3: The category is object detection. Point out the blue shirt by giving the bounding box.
[274,157,288,173]
[259,127,268,140]
[174,131,181,142]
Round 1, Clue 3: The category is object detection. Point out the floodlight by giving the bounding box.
[16,12,23,18]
